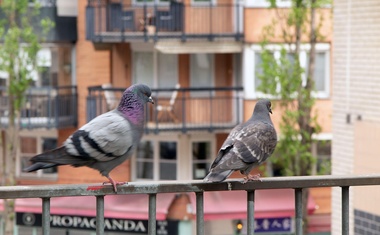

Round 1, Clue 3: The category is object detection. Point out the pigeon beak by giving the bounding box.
[148,97,154,104]
[269,108,272,114]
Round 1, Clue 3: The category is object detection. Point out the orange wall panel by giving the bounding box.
[77,0,111,127]
[244,8,332,43]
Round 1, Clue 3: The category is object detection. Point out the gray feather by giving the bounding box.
[204,99,277,182]
[23,84,154,180]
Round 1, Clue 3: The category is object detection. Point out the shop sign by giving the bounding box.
[16,212,178,234]
[255,217,293,233]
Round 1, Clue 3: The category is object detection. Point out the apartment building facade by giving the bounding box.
[2,0,333,234]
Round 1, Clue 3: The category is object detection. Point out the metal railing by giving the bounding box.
[87,86,243,133]
[0,86,78,129]
[3,175,380,235]
[86,0,244,42]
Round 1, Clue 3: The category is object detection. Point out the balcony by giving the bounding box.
[87,86,243,133]
[86,0,244,43]
[0,86,78,129]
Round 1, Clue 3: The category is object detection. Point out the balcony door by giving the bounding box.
[132,45,178,93]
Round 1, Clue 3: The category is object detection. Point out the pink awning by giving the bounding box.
[11,193,177,220]
[189,189,316,220]
[2,189,315,221]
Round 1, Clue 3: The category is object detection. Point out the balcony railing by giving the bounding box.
[87,86,243,133]
[2,175,380,234]
[0,86,78,129]
[86,0,244,43]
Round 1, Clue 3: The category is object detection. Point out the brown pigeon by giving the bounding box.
[204,99,277,183]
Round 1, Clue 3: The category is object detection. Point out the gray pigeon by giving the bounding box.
[204,99,277,183]
[24,84,154,192]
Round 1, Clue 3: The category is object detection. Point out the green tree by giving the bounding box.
[0,0,53,234]
[257,0,331,233]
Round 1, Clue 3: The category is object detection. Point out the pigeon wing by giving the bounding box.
[209,123,245,169]
[64,110,134,162]
[234,121,277,164]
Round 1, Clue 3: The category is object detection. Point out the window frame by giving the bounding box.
[17,129,58,180]
[132,0,170,6]
[131,43,179,96]
[189,135,216,180]
[244,43,330,100]
[190,53,215,97]
[132,134,180,181]
[132,134,216,181]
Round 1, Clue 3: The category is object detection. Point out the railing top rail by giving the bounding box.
[2,174,380,199]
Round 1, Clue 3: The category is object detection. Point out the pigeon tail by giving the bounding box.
[24,146,92,172]
[203,170,233,183]
[23,162,60,172]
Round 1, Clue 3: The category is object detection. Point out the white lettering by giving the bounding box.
[73,217,82,227]
[135,221,146,232]
[51,215,61,226]
[104,219,111,230]
[112,219,124,230]
[90,218,96,228]
[124,220,136,231]
[61,216,73,227]
[47,214,151,233]
[80,217,91,228]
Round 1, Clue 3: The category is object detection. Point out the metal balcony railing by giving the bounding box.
[87,86,243,133]
[0,86,78,129]
[2,175,380,235]
[86,0,244,42]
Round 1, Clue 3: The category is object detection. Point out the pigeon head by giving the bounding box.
[130,84,154,104]
[117,84,154,124]
[250,99,273,121]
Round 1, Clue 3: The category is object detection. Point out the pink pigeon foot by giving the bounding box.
[103,176,127,193]
[242,173,262,184]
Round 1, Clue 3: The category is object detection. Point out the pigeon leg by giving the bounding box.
[103,176,127,193]
[242,173,262,184]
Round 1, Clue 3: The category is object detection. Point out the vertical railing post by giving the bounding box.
[342,186,350,235]
[148,194,157,235]
[247,190,255,235]
[295,188,303,235]
[196,192,204,235]
[96,196,104,235]
[42,197,50,235]
[181,90,186,133]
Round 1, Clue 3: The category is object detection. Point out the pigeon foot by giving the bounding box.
[103,176,127,193]
[242,174,262,184]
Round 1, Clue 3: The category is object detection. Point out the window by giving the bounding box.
[134,0,169,4]
[314,139,331,175]
[135,140,154,180]
[245,0,292,8]
[0,45,73,88]
[135,138,178,181]
[133,134,215,181]
[133,51,154,88]
[192,141,212,179]
[245,43,330,99]
[159,142,177,180]
[306,52,328,94]
[132,48,178,93]
[19,132,58,178]
[192,0,213,4]
[190,53,214,97]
